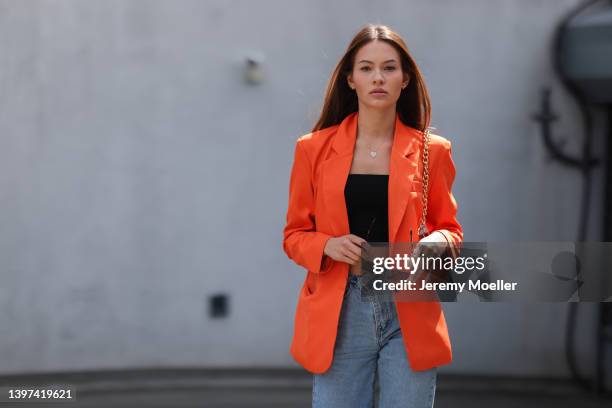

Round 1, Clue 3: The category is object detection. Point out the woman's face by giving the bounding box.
[347,40,409,111]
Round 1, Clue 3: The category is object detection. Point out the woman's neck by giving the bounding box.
[356,108,396,142]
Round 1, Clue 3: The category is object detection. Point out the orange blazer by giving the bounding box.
[282,111,463,374]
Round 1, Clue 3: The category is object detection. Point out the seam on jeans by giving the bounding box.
[380,300,391,334]
[312,374,317,406]
[372,298,381,347]
[428,369,437,407]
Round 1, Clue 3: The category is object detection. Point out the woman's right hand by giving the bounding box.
[323,234,367,265]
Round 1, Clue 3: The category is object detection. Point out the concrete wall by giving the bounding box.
[0,0,607,380]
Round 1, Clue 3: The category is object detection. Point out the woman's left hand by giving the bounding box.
[408,231,450,283]
[412,231,449,260]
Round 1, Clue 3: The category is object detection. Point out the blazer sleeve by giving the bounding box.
[282,139,333,274]
[426,139,463,259]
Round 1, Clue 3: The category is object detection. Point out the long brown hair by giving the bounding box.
[312,24,431,133]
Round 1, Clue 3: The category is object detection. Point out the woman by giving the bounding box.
[282,24,463,407]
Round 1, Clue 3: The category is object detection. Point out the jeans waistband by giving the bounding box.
[348,274,394,302]
[348,274,362,287]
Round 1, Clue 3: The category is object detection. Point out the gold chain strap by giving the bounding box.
[418,127,431,239]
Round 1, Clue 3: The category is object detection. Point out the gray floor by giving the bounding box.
[0,369,610,407]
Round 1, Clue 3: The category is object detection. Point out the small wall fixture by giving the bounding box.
[209,293,229,318]
[244,52,265,85]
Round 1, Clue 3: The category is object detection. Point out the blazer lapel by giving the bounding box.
[320,111,421,242]
[320,112,358,238]
[388,115,420,242]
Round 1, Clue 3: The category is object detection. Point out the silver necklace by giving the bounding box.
[366,137,385,158]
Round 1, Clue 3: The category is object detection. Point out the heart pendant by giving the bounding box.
[369,151,377,158]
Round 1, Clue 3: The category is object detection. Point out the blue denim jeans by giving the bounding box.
[312,274,437,408]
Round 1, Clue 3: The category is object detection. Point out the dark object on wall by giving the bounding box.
[209,294,229,318]
[544,0,612,395]
[558,5,612,104]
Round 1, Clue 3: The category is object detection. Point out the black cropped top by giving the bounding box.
[343,174,389,243]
